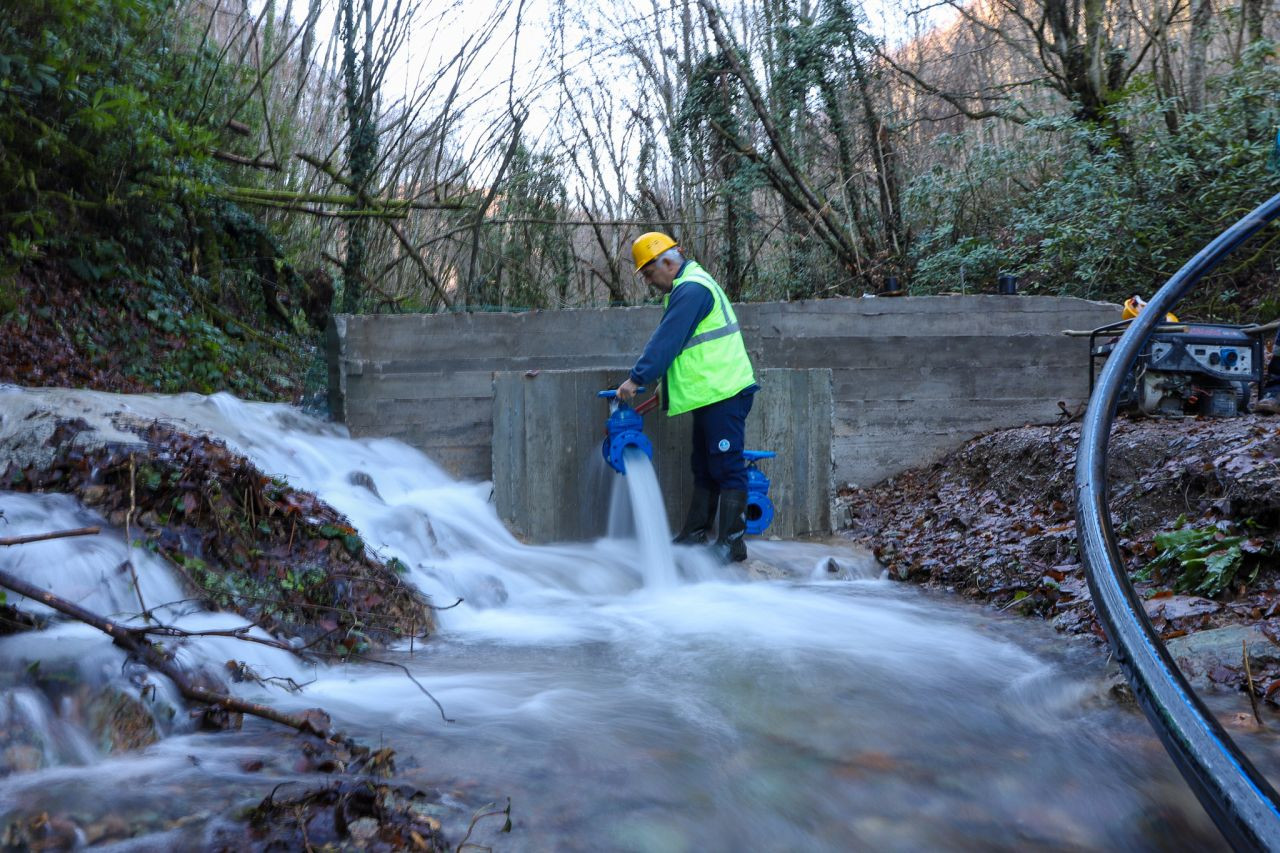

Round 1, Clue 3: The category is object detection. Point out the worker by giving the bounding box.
[616,232,758,562]
[1256,330,1280,414]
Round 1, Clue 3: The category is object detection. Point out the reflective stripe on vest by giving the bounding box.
[662,261,756,416]
[684,321,742,350]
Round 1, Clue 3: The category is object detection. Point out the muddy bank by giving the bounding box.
[0,390,462,849]
[838,414,1280,699]
[0,395,435,653]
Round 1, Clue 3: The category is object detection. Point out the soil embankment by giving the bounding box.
[839,414,1280,698]
[0,390,457,850]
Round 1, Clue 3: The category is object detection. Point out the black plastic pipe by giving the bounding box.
[1074,191,1280,850]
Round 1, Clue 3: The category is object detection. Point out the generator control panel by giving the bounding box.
[1089,321,1263,417]
[1150,338,1254,380]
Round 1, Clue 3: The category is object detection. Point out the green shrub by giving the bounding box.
[905,54,1280,303]
[0,0,320,399]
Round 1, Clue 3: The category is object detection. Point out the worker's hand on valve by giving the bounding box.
[616,378,639,403]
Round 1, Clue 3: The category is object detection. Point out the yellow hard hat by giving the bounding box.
[1122,296,1178,323]
[632,232,677,272]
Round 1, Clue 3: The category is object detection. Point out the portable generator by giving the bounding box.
[1089,320,1262,417]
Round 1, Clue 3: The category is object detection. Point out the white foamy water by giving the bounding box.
[614,447,677,587]
[0,387,1231,850]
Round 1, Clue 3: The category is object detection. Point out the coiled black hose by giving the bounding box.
[1074,191,1280,850]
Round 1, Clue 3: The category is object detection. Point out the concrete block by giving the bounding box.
[493,369,832,544]
[329,295,1121,515]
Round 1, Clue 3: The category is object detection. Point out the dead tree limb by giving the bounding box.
[0,527,101,547]
[351,653,453,724]
[212,149,282,170]
[697,0,865,274]
[296,151,456,309]
[0,565,333,738]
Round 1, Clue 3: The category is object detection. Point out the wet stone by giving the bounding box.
[1,744,43,773]
[83,814,130,845]
[348,816,380,842]
[1167,623,1280,690]
[741,558,789,581]
[87,687,160,753]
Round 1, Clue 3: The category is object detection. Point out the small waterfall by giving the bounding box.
[0,492,186,623]
[609,447,677,588]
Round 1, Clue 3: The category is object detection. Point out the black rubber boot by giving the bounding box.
[712,489,749,563]
[673,486,718,545]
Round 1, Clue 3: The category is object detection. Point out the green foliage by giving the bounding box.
[906,55,1280,302]
[0,274,18,317]
[0,0,323,399]
[1138,518,1262,597]
[317,523,364,557]
[1,0,195,262]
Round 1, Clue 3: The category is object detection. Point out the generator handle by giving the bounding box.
[1063,323,1187,337]
[1241,317,1280,336]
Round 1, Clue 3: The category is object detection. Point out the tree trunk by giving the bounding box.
[818,75,870,286]
[1242,0,1269,47]
[1185,0,1213,113]
[340,0,377,314]
[850,51,903,264]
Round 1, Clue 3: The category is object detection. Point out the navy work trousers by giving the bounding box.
[1266,329,1280,398]
[689,388,755,492]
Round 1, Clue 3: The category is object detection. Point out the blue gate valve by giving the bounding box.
[597,388,652,475]
[743,450,777,535]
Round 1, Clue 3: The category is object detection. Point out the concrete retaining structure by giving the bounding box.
[328,295,1119,536]
[492,369,832,543]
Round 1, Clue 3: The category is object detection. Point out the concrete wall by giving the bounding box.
[328,307,652,480]
[492,369,832,543]
[328,294,1117,492]
[740,296,1118,485]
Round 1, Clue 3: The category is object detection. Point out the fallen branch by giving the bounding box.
[125,454,148,619]
[0,526,101,547]
[1055,400,1085,426]
[296,152,455,309]
[352,652,454,723]
[139,620,341,655]
[456,797,512,852]
[0,563,332,738]
[222,185,411,209]
[224,197,407,219]
[293,153,473,211]
[191,291,296,354]
[212,149,281,170]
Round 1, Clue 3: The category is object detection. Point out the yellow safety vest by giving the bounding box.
[663,261,756,416]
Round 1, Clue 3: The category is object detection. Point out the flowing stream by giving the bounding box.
[0,387,1244,850]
